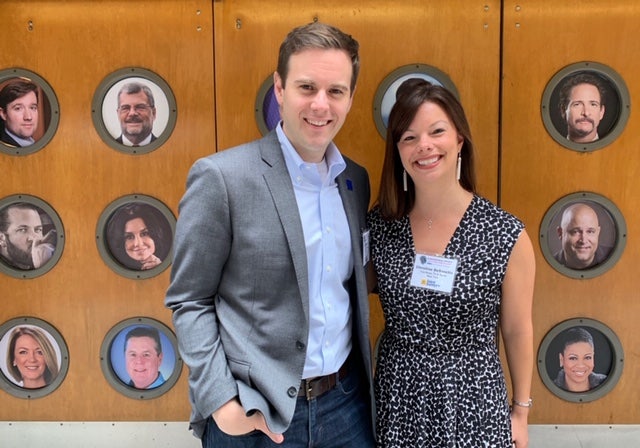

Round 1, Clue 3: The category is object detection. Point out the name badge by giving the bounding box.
[362,229,370,266]
[410,253,459,294]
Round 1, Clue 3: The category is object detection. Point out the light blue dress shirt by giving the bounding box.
[276,123,353,379]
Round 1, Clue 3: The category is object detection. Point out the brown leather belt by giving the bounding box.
[298,363,349,400]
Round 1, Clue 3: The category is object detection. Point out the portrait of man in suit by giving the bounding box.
[0,79,40,148]
[165,21,375,447]
[115,82,157,147]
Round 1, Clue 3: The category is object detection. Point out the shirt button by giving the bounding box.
[287,387,298,398]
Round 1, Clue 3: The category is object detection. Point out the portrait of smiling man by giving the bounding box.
[115,81,157,146]
[554,202,613,270]
[165,21,375,448]
[123,326,166,390]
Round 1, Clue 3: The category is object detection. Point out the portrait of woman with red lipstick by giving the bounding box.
[553,326,607,392]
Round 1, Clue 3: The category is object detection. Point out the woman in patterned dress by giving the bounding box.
[368,78,535,447]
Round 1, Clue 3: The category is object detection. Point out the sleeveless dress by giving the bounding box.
[368,195,524,448]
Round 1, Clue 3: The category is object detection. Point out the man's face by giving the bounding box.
[557,205,600,269]
[0,91,39,139]
[117,91,156,144]
[125,336,162,389]
[564,83,605,143]
[273,48,354,163]
[0,207,43,269]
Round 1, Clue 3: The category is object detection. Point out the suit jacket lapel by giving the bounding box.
[337,169,363,268]
[260,134,310,320]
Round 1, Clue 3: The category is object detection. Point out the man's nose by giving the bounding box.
[311,91,329,109]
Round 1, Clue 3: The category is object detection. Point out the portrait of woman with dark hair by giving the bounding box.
[106,202,171,270]
[553,326,607,392]
[5,326,60,389]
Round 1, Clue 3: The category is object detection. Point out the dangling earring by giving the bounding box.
[403,169,408,192]
[456,153,462,181]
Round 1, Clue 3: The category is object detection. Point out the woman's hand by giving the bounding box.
[140,254,161,270]
[510,407,529,447]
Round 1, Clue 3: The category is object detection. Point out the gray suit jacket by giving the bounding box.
[165,131,373,438]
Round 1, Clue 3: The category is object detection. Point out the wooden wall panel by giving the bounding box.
[501,0,640,424]
[0,0,214,420]
[213,0,502,351]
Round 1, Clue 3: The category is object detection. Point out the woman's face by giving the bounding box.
[124,217,156,262]
[397,101,463,187]
[13,334,47,388]
[559,341,595,391]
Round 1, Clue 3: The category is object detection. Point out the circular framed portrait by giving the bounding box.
[541,61,630,152]
[539,192,626,279]
[96,195,175,279]
[0,316,69,399]
[100,317,182,399]
[538,317,624,403]
[0,194,65,279]
[91,67,177,155]
[0,68,60,156]
[373,63,459,139]
[255,75,280,136]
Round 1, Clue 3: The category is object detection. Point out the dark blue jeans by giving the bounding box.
[201,368,374,448]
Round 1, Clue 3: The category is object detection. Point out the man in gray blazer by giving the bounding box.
[165,22,375,447]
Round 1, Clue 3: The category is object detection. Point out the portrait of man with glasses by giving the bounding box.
[115,81,157,147]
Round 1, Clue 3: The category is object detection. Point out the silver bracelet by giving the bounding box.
[512,398,533,408]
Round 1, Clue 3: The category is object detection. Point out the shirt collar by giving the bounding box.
[121,133,153,146]
[275,122,346,183]
[4,128,35,146]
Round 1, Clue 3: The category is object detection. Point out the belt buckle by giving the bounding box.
[305,379,313,400]
[304,377,319,400]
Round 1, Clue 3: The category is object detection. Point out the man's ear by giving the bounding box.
[273,71,284,105]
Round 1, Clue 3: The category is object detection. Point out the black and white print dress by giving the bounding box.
[368,195,524,448]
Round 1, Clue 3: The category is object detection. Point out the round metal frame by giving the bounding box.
[541,61,630,152]
[372,63,459,139]
[0,194,65,279]
[0,316,69,399]
[0,68,60,156]
[539,192,626,279]
[95,194,175,280]
[254,74,280,136]
[91,67,177,155]
[99,317,182,400]
[538,317,624,403]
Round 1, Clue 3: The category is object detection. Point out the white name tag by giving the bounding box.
[410,253,459,294]
[362,229,370,266]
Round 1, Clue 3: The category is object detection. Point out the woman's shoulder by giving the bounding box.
[367,205,405,233]
[472,195,524,228]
